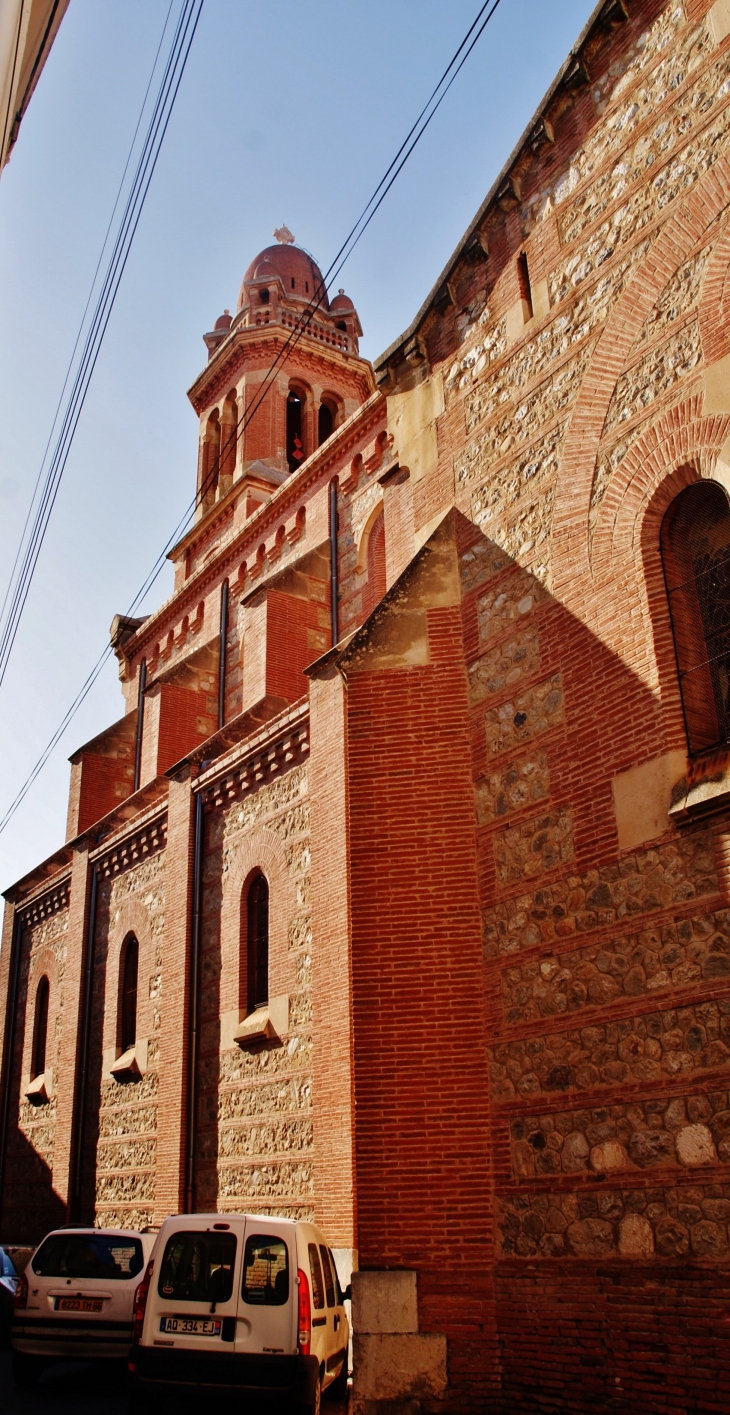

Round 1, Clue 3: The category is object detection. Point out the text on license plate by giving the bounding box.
[56,1298,104,1312]
[160,1316,221,1336]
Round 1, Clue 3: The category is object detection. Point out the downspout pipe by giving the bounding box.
[0,910,23,1229]
[69,863,98,1223]
[329,478,339,647]
[185,789,204,1213]
[133,658,147,794]
[218,579,229,731]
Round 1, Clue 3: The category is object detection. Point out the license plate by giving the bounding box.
[159,1315,222,1336]
[56,1297,104,1313]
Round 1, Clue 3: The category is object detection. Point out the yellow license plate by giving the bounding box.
[56,1297,104,1312]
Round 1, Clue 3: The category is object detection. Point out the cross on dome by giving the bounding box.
[273,225,295,245]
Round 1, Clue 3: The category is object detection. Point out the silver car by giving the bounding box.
[11,1226,155,1385]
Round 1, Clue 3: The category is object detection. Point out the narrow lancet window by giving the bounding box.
[247,875,269,1012]
[120,935,139,1053]
[32,976,49,1079]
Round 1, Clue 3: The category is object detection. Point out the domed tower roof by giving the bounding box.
[329,289,355,313]
[238,233,328,311]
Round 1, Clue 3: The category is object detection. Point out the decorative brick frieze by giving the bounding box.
[200,720,310,812]
[17,877,70,929]
[92,813,167,881]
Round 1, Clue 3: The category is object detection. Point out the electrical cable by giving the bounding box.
[0,0,204,687]
[0,0,503,838]
[0,0,176,635]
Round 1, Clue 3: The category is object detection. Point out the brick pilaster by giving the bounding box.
[154,769,195,1222]
[309,665,357,1249]
[52,845,91,1216]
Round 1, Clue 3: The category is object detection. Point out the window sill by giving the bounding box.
[234,994,289,1048]
[669,761,730,823]
[25,1071,51,1105]
[109,1037,148,1081]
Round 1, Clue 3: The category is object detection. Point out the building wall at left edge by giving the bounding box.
[0,0,71,174]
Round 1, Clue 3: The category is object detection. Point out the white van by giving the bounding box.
[11,1226,156,1385]
[130,1212,349,1412]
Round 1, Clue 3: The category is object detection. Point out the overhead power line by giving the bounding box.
[0,0,205,689]
[0,0,503,839]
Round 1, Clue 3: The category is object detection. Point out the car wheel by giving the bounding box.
[12,1351,44,1387]
[325,1355,349,1402]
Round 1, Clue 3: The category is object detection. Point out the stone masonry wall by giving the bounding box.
[196,761,314,1219]
[87,851,165,1230]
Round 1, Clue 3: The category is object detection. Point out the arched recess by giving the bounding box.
[358,502,387,618]
[104,898,156,1062]
[219,825,297,1025]
[287,381,311,472]
[23,945,58,1091]
[593,401,730,575]
[698,224,730,368]
[31,976,50,1080]
[551,155,730,594]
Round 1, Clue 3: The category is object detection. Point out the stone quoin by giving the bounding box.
[6,2,730,1409]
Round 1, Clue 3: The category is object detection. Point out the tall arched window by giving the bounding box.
[661,480,730,756]
[318,400,336,447]
[32,976,49,1080]
[120,935,139,1053]
[286,390,305,472]
[247,875,269,1013]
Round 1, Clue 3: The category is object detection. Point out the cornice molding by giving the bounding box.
[17,875,71,929]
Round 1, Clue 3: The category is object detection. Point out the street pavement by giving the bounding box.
[0,1347,350,1412]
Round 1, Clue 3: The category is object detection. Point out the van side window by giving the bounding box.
[308,1242,325,1309]
[242,1235,289,1306]
[329,1249,344,1303]
[157,1232,236,1303]
[319,1245,335,1307]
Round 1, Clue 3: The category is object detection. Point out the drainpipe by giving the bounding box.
[329,478,339,647]
[69,864,98,1223]
[185,790,204,1213]
[218,579,229,731]
[0,910,23,1230]
[133,658,147,794]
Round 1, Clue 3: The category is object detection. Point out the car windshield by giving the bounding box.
[32,1234,144,1280]
[157,1232,236,1304]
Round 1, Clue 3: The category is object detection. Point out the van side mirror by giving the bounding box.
[344,1283,352,1302]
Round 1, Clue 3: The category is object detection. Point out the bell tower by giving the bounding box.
[185,227,373,532]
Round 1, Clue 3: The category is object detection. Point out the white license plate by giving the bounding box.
[159,1315,222,1336]
[56,1297,104,1312]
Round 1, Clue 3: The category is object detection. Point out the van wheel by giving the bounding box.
[325,1356,349,1401]
[12,1351,44,1387]
[303,1370,322,1415]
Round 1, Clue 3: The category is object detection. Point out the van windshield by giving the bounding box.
[157,1232,236,1304]
[32,1234,143,1280]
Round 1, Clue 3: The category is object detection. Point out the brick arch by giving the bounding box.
[219,825,297,1018]
[698,222,730,366]
[552,156,730,596]
[592,400,730,575]
[22,945,59,1089]
[104,898,156,1056]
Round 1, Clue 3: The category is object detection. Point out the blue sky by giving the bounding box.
[0,0,596,889]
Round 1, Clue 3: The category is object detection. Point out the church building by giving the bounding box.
[5,0,730,1408]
